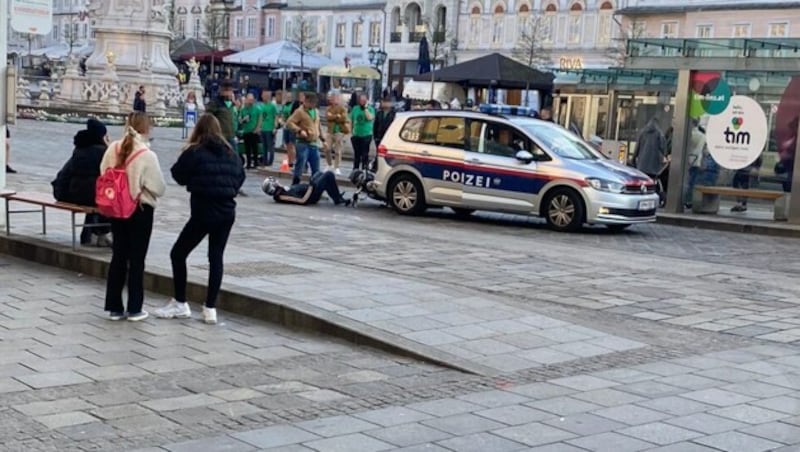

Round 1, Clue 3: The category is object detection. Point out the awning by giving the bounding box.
[412,52,555,91]
[222,40,332,69]
[179,49,236,63]
[318,65,380,80]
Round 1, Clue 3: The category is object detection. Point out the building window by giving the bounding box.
[235,17,243,38]
[284,20,292,39]
[82,23,88,39]
[769,22,789,37]
[696,24,713,38]
[267,17,275,38]
[543,5,556,45]
[178,17,186,36]
[492,5,504,45]
[733,23,751,38]
[568,3,583,45]
[469,6,480,45]
[660,21,678,38]
[336,23,346,47]
[369,21,381,46]
[53,24,59,40]
[194,18,201,38]
[247,17,256,37]
[352,22,363,47]
[597,1,613,45]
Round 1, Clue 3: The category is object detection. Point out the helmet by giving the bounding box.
[261,177,280,195]
[349,169,366,186]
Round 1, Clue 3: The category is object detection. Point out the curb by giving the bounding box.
[656,213,800,238]
[0,233,492,376]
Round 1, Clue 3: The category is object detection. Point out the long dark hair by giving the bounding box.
[183,113,233,154]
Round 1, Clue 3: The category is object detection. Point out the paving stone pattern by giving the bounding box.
[2,120,800,450]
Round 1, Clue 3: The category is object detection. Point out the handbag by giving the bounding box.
[274,128,285,149]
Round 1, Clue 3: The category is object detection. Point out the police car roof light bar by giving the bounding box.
[478,104,539,118]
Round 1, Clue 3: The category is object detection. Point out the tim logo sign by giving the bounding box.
[706,95,768,171]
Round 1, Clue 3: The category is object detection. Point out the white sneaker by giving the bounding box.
[154,299,192,319]
[96,233,113,247]
[127,311,149,322]
[335,167,342,176]
[202,306,217,325]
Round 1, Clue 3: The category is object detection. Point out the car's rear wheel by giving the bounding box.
[389,173,426,215]
[543,188,584,232]
[451,207,475,218]
[606,224,631,232]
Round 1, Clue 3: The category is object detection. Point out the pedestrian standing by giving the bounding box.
[155,114,245,325]
[634,117,667,203]
[279,91,300,168]
[325,91,349,175]
[350,94,375,170]
[286,92,323,185]
[239,93,261,169]
[259,89,278,167]
[101,112,166,321]
[133,86,147,113]
[373,97,395,149]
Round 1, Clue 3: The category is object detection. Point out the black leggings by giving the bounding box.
[105,206,154,315]
[351,135,372,170]
[243,133,260,168]
[170,217,235,308]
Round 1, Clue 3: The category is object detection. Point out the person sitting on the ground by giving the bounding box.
[51,118,112,246]
[261,172,350,206]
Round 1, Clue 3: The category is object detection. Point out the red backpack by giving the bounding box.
[95,146,148,219]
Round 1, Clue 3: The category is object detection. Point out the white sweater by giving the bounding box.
[100,138,166,208]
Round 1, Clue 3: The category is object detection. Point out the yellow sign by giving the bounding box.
[559,57,583,70]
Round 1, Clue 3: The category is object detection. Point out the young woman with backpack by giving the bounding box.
[154,114,245,325]
[100,111,166,321]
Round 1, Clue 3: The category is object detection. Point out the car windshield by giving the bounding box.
[512,119,600,160]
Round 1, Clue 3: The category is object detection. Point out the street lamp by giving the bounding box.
[368,47,387,102]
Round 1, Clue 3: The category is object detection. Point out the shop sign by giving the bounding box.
[559,57,583,71]
[705,95,768,170]
[10,0,53,35]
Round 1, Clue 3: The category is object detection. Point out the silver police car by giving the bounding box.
[373,108,659,232]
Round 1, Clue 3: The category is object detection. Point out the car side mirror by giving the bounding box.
[516,150,535,164]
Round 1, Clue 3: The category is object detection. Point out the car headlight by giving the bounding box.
[586,178,625,193]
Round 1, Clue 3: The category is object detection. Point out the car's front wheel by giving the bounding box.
[543,187,585,232]
[389,173,426,215]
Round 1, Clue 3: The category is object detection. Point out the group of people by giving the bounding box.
[204,81,396,187]
[52,112,245,324]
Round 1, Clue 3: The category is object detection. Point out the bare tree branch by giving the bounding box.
[287,16,321,74]
[511,15,552,70]
[606,19,649,66]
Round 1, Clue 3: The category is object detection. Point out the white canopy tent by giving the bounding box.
[222,40,331,69]
[21,42,94,59]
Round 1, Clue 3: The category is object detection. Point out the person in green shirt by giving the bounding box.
[259,89,279,167]
[350,93,375,170]
[239,93,261,169]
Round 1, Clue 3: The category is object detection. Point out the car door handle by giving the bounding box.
[468,158,483,164]
[420,150,431,156]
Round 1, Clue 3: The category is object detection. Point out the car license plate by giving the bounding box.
[638,200,656,211]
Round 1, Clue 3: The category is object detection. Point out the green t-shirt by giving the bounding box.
[239,104,259,134]
[281,103,293,120]
[350,105,375,137]
[260,102,278,132]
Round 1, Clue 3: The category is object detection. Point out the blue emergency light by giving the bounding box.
[478,104,539,118]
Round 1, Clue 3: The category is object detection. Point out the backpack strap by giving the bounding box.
[125,148,148,168]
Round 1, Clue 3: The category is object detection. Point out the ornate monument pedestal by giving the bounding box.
[74,0,180,113]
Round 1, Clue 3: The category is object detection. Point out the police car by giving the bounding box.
[372,105,659,232]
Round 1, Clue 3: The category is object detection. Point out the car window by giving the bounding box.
[469,120,549,160]
[512,118,600,160]
[399,116,465,148]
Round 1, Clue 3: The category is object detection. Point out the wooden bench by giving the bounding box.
[692,186,788,220]
[1,191,110,250]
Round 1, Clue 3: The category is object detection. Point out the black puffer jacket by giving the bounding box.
[52,130,106,205]
[171,137,245,223]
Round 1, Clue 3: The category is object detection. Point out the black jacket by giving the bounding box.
[171,138,246,223]
[133,92,146,112]
[374,109,395,143]
[52,131,106,206]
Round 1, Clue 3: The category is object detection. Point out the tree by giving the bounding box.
[511,14,553,107]
[288,15,320,77]
[422,15,457,101]
[203,13,229,75]
[64,22,80,55]
[606,19,649,67]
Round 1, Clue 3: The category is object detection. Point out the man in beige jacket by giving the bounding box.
[286,93,323,185]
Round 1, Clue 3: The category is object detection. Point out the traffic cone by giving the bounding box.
[279,159,289,172]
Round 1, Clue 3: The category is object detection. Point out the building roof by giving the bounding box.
[617,1,800,15]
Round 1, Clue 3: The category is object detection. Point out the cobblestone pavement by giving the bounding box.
[2,120,800,450]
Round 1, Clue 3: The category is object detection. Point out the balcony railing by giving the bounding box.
[390,32,402,43]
